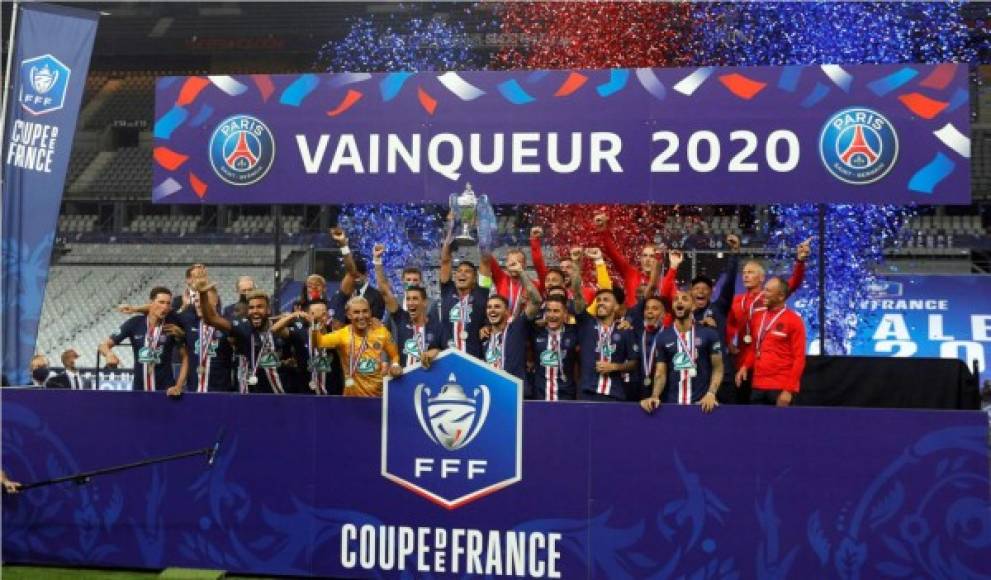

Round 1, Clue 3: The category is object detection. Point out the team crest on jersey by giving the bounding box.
[819,107,898,185]
[208,114,276,186]
[382,349,522,509]
[19,54,71,115]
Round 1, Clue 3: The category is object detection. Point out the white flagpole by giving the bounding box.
[0,0,21,160]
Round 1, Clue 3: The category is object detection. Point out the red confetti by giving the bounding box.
[897,92,948,119]
[554,72,588,97]
[176,76,210,107]
[718,73,767,100]
[918,63,956,90]
[251,74,276,102]
[494,2,695,70]
[327,89,364,117]
[417,87,437,115]
[153,146,189,171]
[189,171,207,198]
[497,2,698,279]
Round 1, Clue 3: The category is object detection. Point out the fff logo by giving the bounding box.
[382,349,522,509]
[19,54,71,115]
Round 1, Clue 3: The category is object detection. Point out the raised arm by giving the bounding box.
[195,280,233,333]
[372,244,400,314]
[660,250,683,307]
[787,237,811,293]
[439,212,455,285]
[332,227,358,296]
[644,248,663,298]
[567,248,587,313]
[584,247,608,315]
[713,235,741,313]
[484,252,507,289]
[593,213,637,282]
[271,311,307,337]
[516,262,543,320]
[529,227,548,291]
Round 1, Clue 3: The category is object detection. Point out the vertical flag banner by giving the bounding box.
[2,3,98,384]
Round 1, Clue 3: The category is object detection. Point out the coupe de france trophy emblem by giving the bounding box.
[414,373,490,451]
[449,183,492,248]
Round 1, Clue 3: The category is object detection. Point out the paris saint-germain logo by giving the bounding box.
[208,115,276,186]
[819,107,898,185]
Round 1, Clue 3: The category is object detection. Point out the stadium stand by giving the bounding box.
[84,73,155,129]
[124,214,201,234]
[85,147,153,196]
[225,215,304,235]
[57,215,100,234]
[57,243,305,266]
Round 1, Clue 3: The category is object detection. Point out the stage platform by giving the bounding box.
[3,390,988,578]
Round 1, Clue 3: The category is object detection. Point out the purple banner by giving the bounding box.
[3,390,988,578]
[152,64,970,205]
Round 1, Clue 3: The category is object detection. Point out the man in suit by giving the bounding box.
[222,275,256,321]
[48,349,92,390]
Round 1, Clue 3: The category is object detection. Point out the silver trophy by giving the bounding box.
[449,183,489,247]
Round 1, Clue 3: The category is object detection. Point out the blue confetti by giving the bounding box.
[152,105,188,140]
[279,74,319,107]
[497,79,536,105]
[908,153,955,195]
[596,69,630,97]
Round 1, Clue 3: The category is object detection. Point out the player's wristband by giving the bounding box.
[372,259,383,266]
[339,246,350,255]
[594,259,605,265]
[478,274,493,289]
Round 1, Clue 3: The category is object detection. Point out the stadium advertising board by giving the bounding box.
[3,389,988,578]
[849,275,991,387]
[152,64,969,205]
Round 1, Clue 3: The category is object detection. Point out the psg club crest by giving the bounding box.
[208,114,276,186]
[382,349,522,509]
[819,107,899,185]
[19,54,71,115]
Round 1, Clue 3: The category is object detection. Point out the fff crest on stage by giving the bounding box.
[382,349,523,509]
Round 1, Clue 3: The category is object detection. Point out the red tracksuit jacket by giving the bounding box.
[741,307,807,392]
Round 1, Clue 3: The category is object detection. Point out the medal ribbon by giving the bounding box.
[755,307,788,359]
[675,323,696,404]
[307,323,327,395]
[742,290,766,342]
[453,294,470,351]
[197,321,215,393]
[545,329,564,400]
[347,330,370,386]
[144,318,163,392]
[486,328,507,370]
[596,322,615,395]
[406,323,425,368]
[250,331,284,394]
[642,329,657,387]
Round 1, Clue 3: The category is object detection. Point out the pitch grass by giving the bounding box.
[1,566,264,579]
